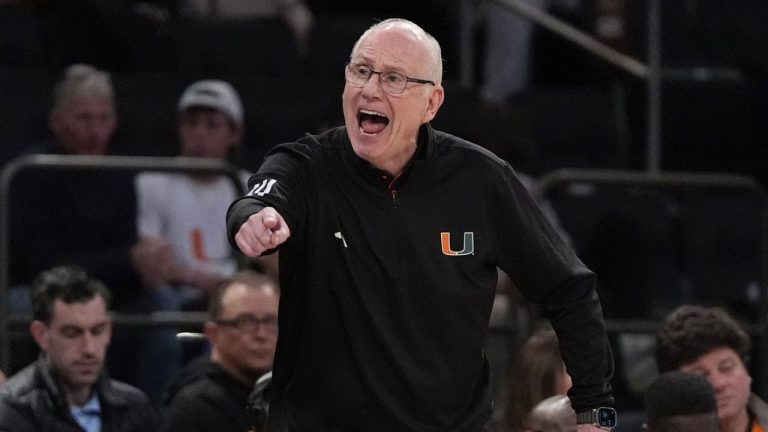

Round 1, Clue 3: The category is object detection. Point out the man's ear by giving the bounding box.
[204,321,218,345]
[105,320,113,343]
[30,320,49,351]
[422,85,445,124]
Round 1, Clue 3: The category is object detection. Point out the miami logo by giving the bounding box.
[440,232,475,256]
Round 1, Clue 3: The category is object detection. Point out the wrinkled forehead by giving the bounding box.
[61,94,116,116]
[220,283,279,315]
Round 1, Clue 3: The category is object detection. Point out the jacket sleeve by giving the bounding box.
[134,172,167,238]
[226,142,311,251]
[494,164,614,411]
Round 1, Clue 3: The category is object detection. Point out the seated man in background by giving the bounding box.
[0,265,156,431]
[8,62,179,403]
[655,304,768,432]
[9,63,176,306]
[135,79,256,310]
[161,270,279,432]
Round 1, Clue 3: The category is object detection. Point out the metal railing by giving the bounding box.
[0,154,246,372]
[537,168,768,395]
[487,0,745,174]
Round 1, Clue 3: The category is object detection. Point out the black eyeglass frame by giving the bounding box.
[344,62,436,94]
[213,314,278,332]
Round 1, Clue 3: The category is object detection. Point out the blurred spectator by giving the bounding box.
[135,79,250,310]
[161,270,279,432]
[480,0,580,103]
[10,63,177,304]
[0,369,5,385]
[8,63,180,403]
[524,395,576,432]
[0,265,156,431]
[644,371,719,432]
[655,304,768,432]
[501,326,572,432]
[181,0,313,54]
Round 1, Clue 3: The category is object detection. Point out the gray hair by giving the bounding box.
[350,18,443,85]
[52,64,115,113]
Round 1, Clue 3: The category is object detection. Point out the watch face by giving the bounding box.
[598,407,617,428]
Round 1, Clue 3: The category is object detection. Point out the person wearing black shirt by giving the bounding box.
[227,18,614,432]
[161,271,279,432]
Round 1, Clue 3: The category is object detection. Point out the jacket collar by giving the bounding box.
[338,123,436,188]
[36,358,71,413]
[36,356,134,411]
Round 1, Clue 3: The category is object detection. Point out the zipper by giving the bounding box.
[386,171,402,207]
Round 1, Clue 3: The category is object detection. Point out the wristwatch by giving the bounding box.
[576,407,617,429]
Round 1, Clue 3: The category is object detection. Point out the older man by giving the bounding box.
[10,63,175,297]
[161,270,279,432]
[227,18,614,431]
[0,265,155,431]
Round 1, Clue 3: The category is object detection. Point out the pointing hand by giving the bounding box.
[234,207,291,257]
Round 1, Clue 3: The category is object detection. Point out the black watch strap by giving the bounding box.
[576,410,596,424]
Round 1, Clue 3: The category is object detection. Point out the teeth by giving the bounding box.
[360,109,385,117]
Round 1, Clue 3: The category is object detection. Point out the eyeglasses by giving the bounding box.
[214,314,278,333]
[345,62,435,95]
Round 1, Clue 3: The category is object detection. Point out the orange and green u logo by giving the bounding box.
[440,232,475,256]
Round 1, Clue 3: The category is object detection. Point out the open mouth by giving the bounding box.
[358,109,389,135]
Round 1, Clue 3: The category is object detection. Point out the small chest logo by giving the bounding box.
[440,232,475,256]
[334,231,348,248]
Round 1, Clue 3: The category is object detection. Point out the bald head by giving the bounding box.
[350,18,443,85]
[525,395,577,432]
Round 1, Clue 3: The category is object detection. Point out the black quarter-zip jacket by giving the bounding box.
[227,125,614,432]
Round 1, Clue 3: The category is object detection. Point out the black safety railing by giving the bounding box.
[0,154,246,372]
[537,168,768,396]
[485,0,744,174]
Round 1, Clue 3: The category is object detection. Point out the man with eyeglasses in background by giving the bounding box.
[227,18,614,432]
[160,270,279,432]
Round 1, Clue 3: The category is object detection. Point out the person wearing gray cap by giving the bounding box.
[134,79,265,310]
